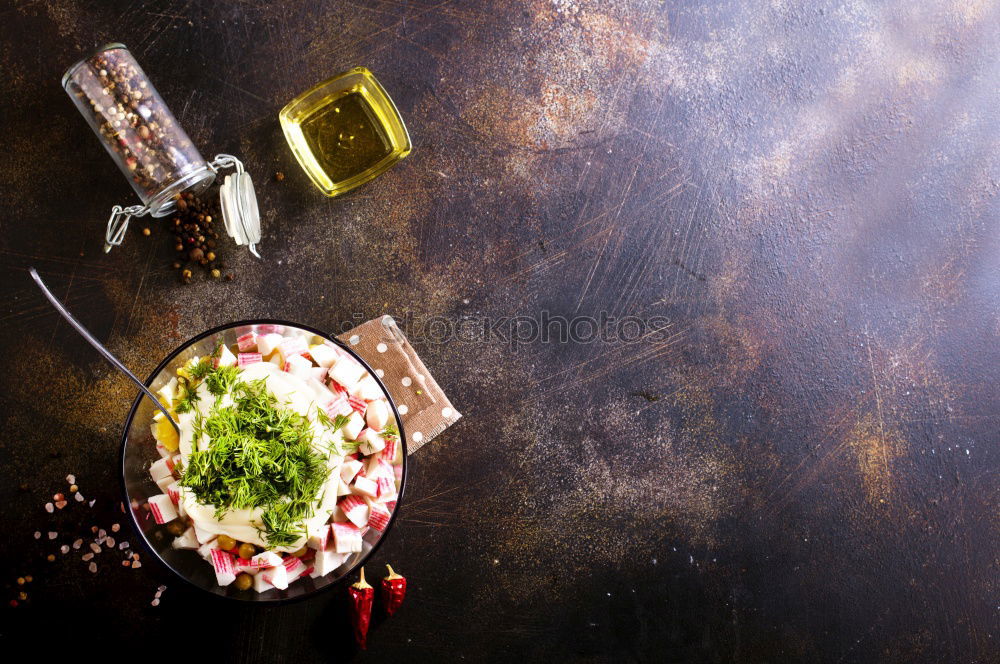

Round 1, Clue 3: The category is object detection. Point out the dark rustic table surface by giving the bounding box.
[1,1,998,662]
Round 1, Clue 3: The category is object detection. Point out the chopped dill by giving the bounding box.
[205,365,239,396]
[179,377,331,548]
[381,422,399,439]
[173,377,200,414]
[316,409,351,433]
[187,358,214,381]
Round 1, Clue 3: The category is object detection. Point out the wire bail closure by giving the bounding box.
[103,154,260,257]
[104,204,148,253]
[210,154,261,258]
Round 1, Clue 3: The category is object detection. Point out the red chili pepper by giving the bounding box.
[381,564,407,616]
[348,567,374,649]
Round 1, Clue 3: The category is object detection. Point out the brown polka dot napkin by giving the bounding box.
[337,315,461,453]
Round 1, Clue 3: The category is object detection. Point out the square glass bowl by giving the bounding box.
[279,67,411,197]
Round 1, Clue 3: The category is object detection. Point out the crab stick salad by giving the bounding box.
[146,327,401,593]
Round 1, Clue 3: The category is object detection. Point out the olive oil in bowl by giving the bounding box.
[279,68,411,197]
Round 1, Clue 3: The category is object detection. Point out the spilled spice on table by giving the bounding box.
[161,191,235,284]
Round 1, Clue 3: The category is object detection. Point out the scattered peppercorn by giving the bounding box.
[274,171,285,181]
[165,191,230,284]
[142,227,151,236]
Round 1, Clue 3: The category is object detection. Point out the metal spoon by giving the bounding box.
[29,267,181,434]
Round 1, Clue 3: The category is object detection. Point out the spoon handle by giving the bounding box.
[29,268,181,435]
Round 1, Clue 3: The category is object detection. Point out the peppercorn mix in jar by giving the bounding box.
[62,43,214,216]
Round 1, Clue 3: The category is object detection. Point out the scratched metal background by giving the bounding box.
[1,1,998,662]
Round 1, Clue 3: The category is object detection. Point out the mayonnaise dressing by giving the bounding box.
[177,362,343,552]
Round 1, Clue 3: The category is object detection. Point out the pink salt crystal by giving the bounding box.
[106,538,116,548]
[34,531,41,539]
[88,562,97,573]
[151,598,160,607]
[82,553,94,561]
[66,474,76,484]
[44,503,54,513]
[74,493,84,502]
[89,543,101,554]
[72,539,82,549]
[47,532,57,540]
[55,501,67,509]
[111,524,121,532]
[60,545,69,554]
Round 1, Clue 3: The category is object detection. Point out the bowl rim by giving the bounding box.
[118,318,408,604]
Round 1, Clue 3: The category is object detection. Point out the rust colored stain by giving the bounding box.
[845,413,905,506]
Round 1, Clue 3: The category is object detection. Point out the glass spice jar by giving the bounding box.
[62,43,261,256]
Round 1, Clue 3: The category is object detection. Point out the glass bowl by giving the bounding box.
[279,67,411,197]
[119,320,406,603]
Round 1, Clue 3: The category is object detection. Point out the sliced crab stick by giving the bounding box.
[171,527,199,550]
[332,523,364,553]
[237,352,263,367]
[340,459,364,484]
[149,457,174,482]
[214,344,237,367]
[262,561,289,590]
[328,360,365,391]
[308,344,339,368]
[310,549,350,577]
[255,333,284,357]
[358,429,385,456]
[148,494,178,524]
[250,551,283,568]
[352,476,378,499]
[307,524,330,551]
[236,332,257,351]
[342,412,366,440]
[284,353,313,379]
[339,495,370,528]
[210,549,237,586]
[365,400,390,431]
[368,503,391,532]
